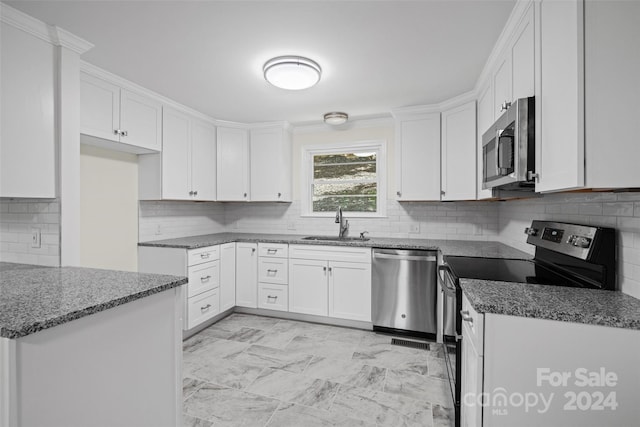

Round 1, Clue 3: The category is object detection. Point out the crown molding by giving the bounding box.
[1,4,92,53]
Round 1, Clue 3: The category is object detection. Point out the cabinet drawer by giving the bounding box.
[462,292,484,355]
[188,245,219,266]
[258,258,288,284]
[258,243,288,258]
[187,260,219,297]
[289,244,371,263]
[187,288,220,329]
[257,283,288,312]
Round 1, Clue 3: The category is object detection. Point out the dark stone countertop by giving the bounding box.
[461,279,640,331]
[138,232,533,259]
[0,265,187,339]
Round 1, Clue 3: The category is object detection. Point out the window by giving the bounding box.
[302,141,386,217]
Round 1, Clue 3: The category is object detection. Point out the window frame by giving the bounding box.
[301,140,387,218]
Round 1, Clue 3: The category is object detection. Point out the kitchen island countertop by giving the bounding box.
[0,264,187,339]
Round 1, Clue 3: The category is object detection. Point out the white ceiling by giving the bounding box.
[6,0,515,125]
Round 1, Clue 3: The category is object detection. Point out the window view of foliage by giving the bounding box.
[312,152,377,212]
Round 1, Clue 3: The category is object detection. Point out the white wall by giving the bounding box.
[0,199,60,266]
[499,191,640,299]
[80,144,138,271]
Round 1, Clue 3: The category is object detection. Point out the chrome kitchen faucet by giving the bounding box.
[335,206,349,238]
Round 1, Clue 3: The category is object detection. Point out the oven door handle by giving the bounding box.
[438,264,457,296]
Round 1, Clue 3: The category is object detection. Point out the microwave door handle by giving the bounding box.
[495,129,502,176]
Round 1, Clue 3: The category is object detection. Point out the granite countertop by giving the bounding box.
[138,232,533,259]
[461,279,640,331]
[0,265,187,339]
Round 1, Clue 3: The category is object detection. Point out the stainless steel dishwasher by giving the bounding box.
[372,248,438,338]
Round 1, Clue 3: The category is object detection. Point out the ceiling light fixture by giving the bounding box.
[323,112,349,126]
[263,56,321,90]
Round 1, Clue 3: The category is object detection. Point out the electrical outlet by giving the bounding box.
[409,223,420,234]
[287,221,296,230]
[31,227,41,248]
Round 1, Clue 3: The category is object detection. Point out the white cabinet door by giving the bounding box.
[190,119,216,201]
[328,261,371,322]
[119,89,162,152]
[395,114,441,201]
[510,4,535,101]
[461,320,484,427]
[80,73,120,143]
[220,242,236,312]
[492,55,512,119]
[476,84,494,200]
[161,108,191,199]
[217,127,250,201]
[250,126,292,202]
[289,259,328,316]
[1,22,56,198]
[235,242,257,308]
[536,0,584,192]
[441,101,477,201]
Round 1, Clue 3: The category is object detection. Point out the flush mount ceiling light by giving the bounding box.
[323,112,349,126]
[263,56,321,90]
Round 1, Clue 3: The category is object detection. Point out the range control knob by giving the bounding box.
[525,227,538,236]
[568,235,592,248]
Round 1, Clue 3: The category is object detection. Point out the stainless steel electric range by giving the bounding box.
[438,220,616,427]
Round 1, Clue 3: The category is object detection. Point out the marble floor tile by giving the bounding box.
[316,325,372,344]
[183,413,213,427]
[433,404,455,427]
[270,319,333,339]
[216,313,281,331]
[384,369,453,408]
[329,385,434,427]
[246,367,340,410]
[183,338,250,376]
[183,377,206,400]
[285,335,358,360]
[227,327,268,343]
[352,345,430,374]
[192,357,265,390]
[303,356,386,391]
[427,356,448,380]
[230,344,313,373]
[184,382,280,426]
[198,324,236,340]
[266,402,375,427]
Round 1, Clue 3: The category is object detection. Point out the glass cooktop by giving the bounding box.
[445,256,585,288]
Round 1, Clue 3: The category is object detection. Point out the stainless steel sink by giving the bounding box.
[302,235,370,242]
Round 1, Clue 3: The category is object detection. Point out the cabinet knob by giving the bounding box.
[441,190,446,196]
[396,191,401,197]
[193,190,198,196]
[244,193,247,198]
[278,192,282,198]
[500,101,512,112]
[113,129,120,136]
[121,130,128,137]
[189,191,194,196]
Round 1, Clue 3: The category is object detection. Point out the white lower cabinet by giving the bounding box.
[220,242,236,312]
[235,242,258,308]
[138,245,221,330]
[258,283,288,312]
[289,245,372,322]
[461,294,484,427]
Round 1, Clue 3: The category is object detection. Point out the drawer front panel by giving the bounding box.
[258,243,289,258]
[187,288,220,329]
[187,260,219,297]
[258,258,288,284]
[257,283,288,312]
[188,245,220,266]
[289,244,371,263]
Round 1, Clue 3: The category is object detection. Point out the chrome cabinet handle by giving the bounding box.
[193,190,198,196]
[200,275,211,282]
[244,192,247,198]
[201,304,212,312]
[200,253,210,259]
[267,249,277,254]
[267,295,278,301]
[526,171,539,182]
[460,310,473,324]
[500,101,511,112]
[189,191,194,196]
[121,130,128,137]
[113,129,120,136]
[396,191,401,197]
[266,269,278,274]
[251,248,256,254]
[277,192,282,198]
[441,190,445,196]
[323,266,327,274]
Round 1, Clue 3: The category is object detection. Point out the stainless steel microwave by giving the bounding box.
[482,97,535,191]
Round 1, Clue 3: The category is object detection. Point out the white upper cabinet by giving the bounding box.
[217,126,250,201]
[441,101,477,201]
[139,107,216,201]
[510,4,535,101]
[476,84,494,200]
[492,55,512,119]
[393,110,441,201]
[249,125,292,202]
[1,17,56,198]
[80,72,162,153]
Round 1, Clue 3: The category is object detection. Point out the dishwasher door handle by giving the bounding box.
[373,253,436,262]
[438,264,458,295]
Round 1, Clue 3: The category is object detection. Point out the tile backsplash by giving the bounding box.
[0,199,60,266]
[499,191,640,299]
[138,200,226,242]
